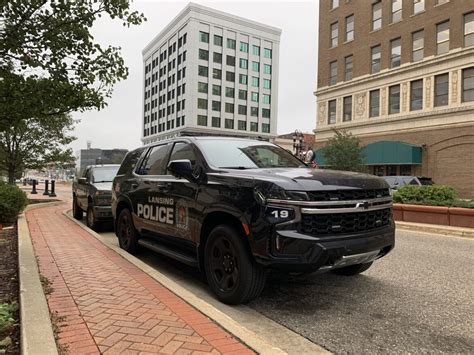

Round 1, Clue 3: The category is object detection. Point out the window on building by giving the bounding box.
[389,85,400,114]
[252,76,259,87]
[238,120,246,130]
[345,15,354,42]
[226,55,235,66]
[328,100,336,124]
[344,55,353,81]
[199,31,209,43]
[225,119,234,129]
[412,30,424,62]
[435,0,449,4]
[371,45,381,73]
[434,73,449,106]
[263,94,271,104]
[263,64,271,74]
[369,89,380,117]
[213,52,222,63]
[343,96,352,121]
[252,61,260,72]
[465,12,474,47]
[225,103,234,113]
[462,67,474,102]
[391,0,402,23]
[227,38,236,49]
[238,105,247,115]
[212,84,221,96]
[240,58,248,69]
[225,87,235,98]
[372,1,382,31]
[330,0,339,10]
[251,92,259,102]
[212,117,221,127]
[263,79,271,89]
[252,45,260,56]
[262,123,270,133]
[413,0,424,14]
[329,61,337,85]
[213,68,222,79]
[410,79,423,110]
[239,74,248,85]
[437,21,450,55]
[197,98,208,110]
[199,49,209,61]
[330,22,338,48]
[214,35,223,46]
[250,122,258,132]
[212,100,221,111]
[240,41,249,52]
[251,107,259,117]
[197,115,207,126]
[198,82,208,93]
[390,38,401,68]
[264,48,272,58]
[198,65,208,77]
[239,90,247,100]
[262,108,270,118]
[226,71,235,82]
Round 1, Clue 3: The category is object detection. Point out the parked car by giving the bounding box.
[383,176,434,191]
[72,164,120,230]
[112,136,395,305]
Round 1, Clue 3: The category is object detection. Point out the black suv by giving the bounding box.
[112,137,395,304]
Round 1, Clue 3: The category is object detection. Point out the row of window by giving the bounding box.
[197,98,271,117]
[199,31,272,58]
[198,65,272,88]
[145,33,188,75]
[327,67,474,124]
[198,48,272,73]
[145,51,187,90]
[144,116,186,137]
[196,115,271,133]
[329,12,474,86]
[144,83,186,114]
[197,83,270,103]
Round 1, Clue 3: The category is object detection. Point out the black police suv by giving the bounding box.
[112,136,395,304]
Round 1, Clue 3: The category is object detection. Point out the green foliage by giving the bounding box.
[0,183,27,223]
[392,185,473,208]
[321,129,364,172]
[0,302,18,335]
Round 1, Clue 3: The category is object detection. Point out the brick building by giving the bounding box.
[314,0,474,198]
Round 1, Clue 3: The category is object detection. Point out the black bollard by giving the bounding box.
[49,180,57,197]
[31,179,38,194]
[43,179,50,195]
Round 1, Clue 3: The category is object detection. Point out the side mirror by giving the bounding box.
[78,177,87,184]
[167,160,194,181]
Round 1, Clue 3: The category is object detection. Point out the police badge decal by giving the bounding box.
[176,202,189,230]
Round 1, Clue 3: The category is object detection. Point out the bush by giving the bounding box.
[393,185,457,204]
[0,183,28,224]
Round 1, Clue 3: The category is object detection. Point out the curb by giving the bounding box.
[18,211,58,355]
[396,221,474,238]
[64,210,330,355]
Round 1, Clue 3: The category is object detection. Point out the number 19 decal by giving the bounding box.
[271,210,289,219]
[266,207,294,223]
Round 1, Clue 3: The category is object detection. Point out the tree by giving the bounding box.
[0,113,76,183]
[321,129,365,172]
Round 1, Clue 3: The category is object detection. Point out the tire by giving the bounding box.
[332,262,373,276]
[72,195,83,220]
[204,225,266,305]
[116,208,140,254]
[86,206,100,231]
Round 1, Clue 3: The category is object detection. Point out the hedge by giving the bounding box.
[393,185,474,209]
[0,183,28,224]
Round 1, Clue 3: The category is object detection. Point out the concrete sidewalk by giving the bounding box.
[26,203,254,354]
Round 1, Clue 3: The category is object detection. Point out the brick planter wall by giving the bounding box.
[393,204,474,228]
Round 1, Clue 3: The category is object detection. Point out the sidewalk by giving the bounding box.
[26,203,253,354]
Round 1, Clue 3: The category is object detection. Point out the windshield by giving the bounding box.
[92,166,119,182]
[198,139,305,169]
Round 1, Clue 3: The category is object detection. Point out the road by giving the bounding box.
[89,220,473,353]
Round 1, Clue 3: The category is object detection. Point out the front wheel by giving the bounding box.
[332,262,373,276]
[86,206,100,231]
[72,196,83,220]
[117,208,140,254]
[204,225,266,305]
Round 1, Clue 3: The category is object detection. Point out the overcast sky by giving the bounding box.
[70,0,319,152]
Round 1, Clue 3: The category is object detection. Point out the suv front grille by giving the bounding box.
[306,189,389,202]
[299,208,392,236]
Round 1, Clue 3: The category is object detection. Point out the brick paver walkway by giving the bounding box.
[27,203,253,354]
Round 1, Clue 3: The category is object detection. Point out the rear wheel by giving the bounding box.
[72,195,83,220]
[204,225,266,305]
[117,208,139,254]
[332,262,373,276]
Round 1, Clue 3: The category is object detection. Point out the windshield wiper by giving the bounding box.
[94,180,113,183]
[220,166,253,170]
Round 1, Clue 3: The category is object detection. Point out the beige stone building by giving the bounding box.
[314,0,474,198]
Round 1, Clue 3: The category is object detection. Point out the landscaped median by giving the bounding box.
[393,203,474,228]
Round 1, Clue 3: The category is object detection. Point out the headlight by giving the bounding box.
[254,186,308,205]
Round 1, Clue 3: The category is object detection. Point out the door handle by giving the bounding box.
[131,183,138,189]
[157,183,172,192]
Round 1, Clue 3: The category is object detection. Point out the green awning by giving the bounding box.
[315,140,422,166]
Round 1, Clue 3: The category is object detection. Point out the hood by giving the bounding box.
[215,168,388,191]
[92,182,113,192]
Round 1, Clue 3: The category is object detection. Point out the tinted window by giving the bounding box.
[92,166,120,182]
[137,144,170,175]
[168,143,197,168]
[117,148,146,175]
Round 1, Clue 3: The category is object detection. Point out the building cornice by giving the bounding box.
[314,47,474,97]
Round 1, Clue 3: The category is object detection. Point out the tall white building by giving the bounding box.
[142,3,281,144]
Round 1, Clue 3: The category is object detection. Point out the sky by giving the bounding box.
[70,0,319,153]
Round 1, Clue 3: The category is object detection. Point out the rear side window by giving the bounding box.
[168,142,197,168]
[137,144,170,175]
[117,148,145,175]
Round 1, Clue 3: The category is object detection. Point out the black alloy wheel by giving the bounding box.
[209,235,240,293]
[86,206,99,231]
[72,195,83,220]
[117,208,139,254]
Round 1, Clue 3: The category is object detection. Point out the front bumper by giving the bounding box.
[93,205,113,220]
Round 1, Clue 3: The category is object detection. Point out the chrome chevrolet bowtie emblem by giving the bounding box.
[356,201,370,210]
